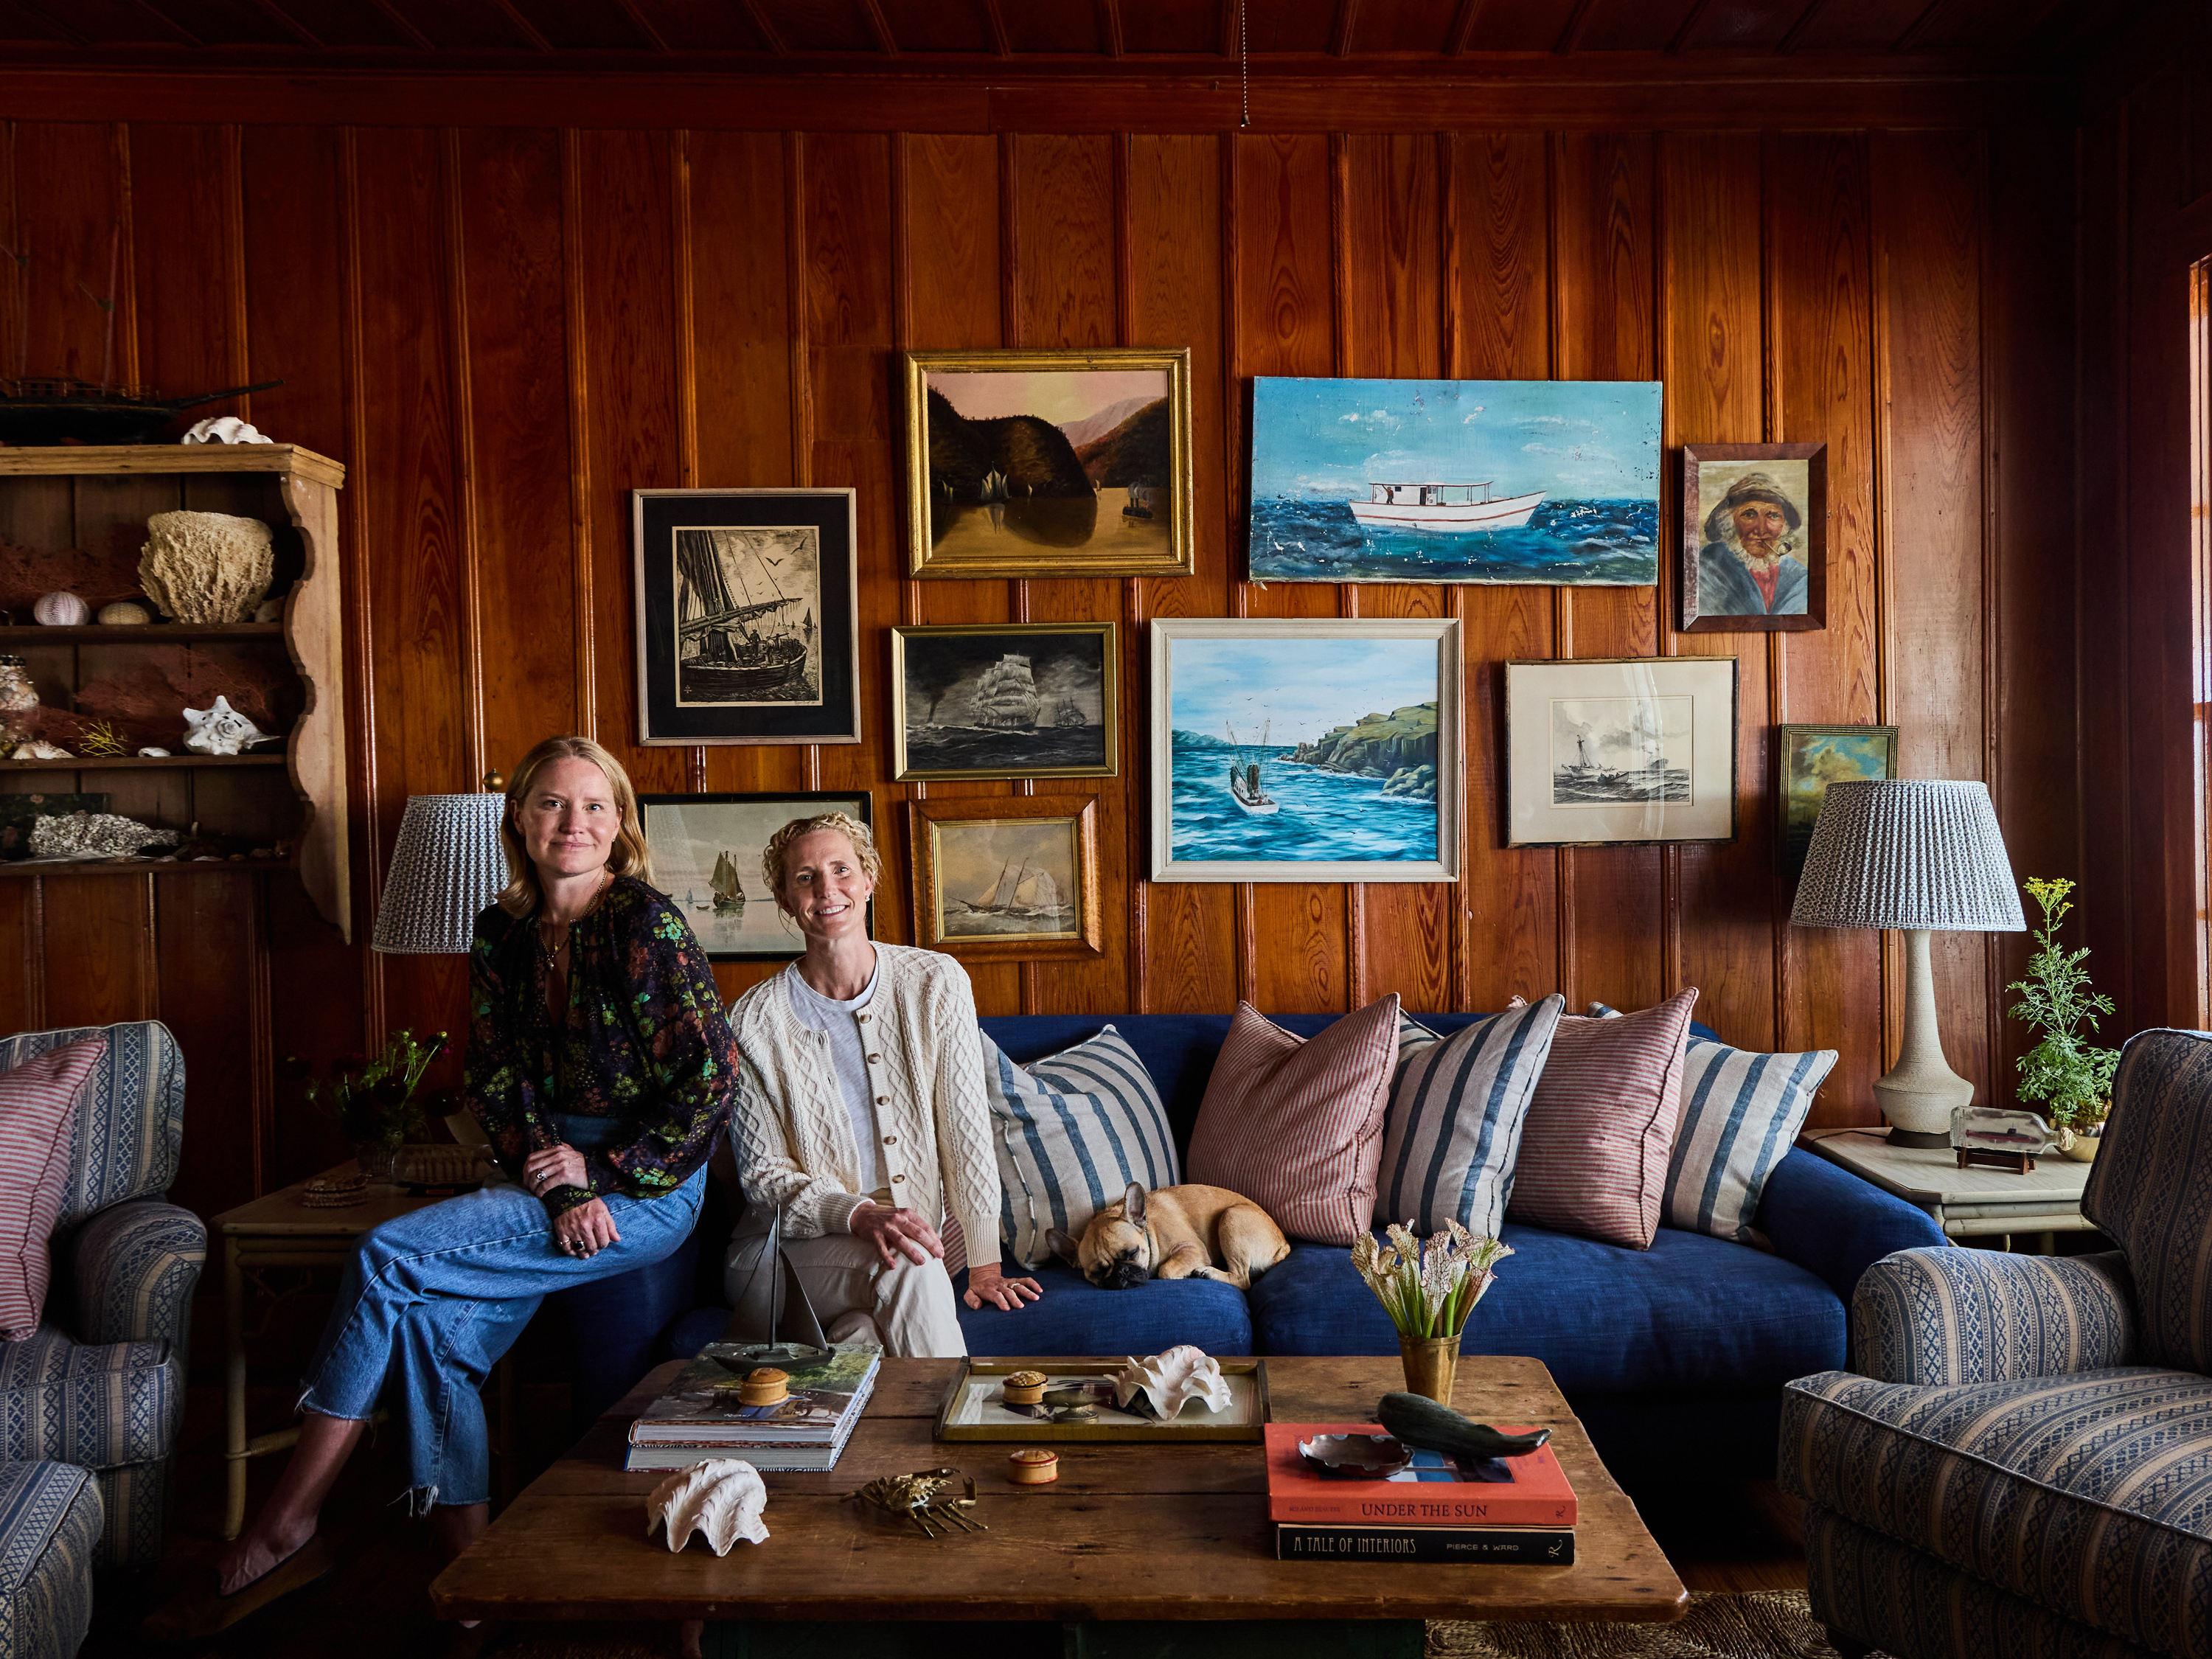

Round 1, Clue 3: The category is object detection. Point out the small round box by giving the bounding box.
[1007,1449,1060,1485]
[738,1367,790,1407]
[1002,1370,1048,1406]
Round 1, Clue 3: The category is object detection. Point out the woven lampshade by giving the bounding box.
[371,793,509,954]
[1790,779,2025,933]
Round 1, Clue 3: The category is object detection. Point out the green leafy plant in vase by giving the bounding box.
[1351,1222,1512,1404]
[286,1029,449,1179]
[2006,877,2120,1161]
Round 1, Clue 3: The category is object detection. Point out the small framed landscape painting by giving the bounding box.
[906,794,1103,964]
[631,489,860,745]
[1503,658,1738,846]
[891,623,1118,783]
[1777,724,1898,877]
[636,791,872,960]
[1148,617,1461,883]
[902,347,1194,580]
[1679,443,1827,633]
[1246,376,1663,586]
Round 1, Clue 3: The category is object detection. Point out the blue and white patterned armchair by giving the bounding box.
[0,1022,202,1581]
[1781,1026,2212,1659]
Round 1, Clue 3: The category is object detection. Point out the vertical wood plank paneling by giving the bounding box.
[1769,132,1884,1125]
[1553,131,1664,1016]
[10,125,127,385]
[1132,133,1236,1015]
[0,886,32,1034]
[39,877,150,1028]
[128,125,243,412]
[156,874,262,1220]
[1662,131,1776,1052]
[1236,131,1346,1015]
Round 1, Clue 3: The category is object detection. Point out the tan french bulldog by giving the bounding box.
[1048,1182,1292,1291]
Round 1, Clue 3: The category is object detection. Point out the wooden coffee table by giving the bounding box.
[432,1354,1687,1658]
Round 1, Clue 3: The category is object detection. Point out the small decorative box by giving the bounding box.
[1007,1449,1060,1485]
[1002,1370,1048,1406]
[738,1368,790,1408]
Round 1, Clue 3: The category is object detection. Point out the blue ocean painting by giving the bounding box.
[1248,377,1662,585]
[1168,636,1440,865]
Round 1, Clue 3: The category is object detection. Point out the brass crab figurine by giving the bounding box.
[846,1467,987,1538]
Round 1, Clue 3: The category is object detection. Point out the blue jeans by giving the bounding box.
[299,1121,705,1511]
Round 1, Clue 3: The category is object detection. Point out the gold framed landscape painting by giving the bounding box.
[902,347,1194,579]
[906,793,1104,964]
[1778,724,1899,877]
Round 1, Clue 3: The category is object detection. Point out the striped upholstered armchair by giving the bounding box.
[1781,1026,2212,1659]
[0,1022,202,1585]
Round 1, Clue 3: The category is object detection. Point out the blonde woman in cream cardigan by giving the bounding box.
[723,813,1043,1356]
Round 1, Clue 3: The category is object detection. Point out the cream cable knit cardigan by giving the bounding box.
[727,942,1000,1273]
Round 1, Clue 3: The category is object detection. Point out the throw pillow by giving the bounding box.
[982,1025,1180,1270]
[1374,995,1565,1237]
[1506,990,1697,1250]
[1187,996,1402,1246]
[0,1034,107,1340]
[1589,1001,1839,1245]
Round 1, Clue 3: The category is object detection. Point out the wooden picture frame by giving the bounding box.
[636,790,872,960]
[1776,723,1899,878]
[631,488,861,745]
[933,1357,1272,1443]
[902,347,1195,579]
[905,793,1104,963]
[890,622,1119,782]
[1503,656,1739,846]
[1678,443,1827,633]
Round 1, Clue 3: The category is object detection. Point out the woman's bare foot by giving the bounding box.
[214,1516,318,1595]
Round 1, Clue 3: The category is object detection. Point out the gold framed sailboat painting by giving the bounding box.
[631,487,861,745]
[636,792,873,959]
[905,794,1104,964]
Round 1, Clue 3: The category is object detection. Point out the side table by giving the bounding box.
[212,1163,515,1538]
[1797,1127,2094,1250]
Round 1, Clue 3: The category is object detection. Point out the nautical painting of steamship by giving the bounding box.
[673,526,822,708]
[1549,696,1693,807]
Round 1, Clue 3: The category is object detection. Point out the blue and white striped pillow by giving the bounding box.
[1374,995,1565,1237]
[981,1026,1180,1269]
[1588,1002,1836,1244]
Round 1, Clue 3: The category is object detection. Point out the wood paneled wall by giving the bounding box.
[0,77,2081,1223]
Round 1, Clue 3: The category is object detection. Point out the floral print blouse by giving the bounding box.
[464,874,739,1217]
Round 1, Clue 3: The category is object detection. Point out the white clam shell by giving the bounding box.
[1112,1344,1233,1419]
[32,591,88,626]
[181,415,271,445]
[646,1458,768,1555]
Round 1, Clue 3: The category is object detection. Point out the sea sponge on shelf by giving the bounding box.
[138,510,275,624]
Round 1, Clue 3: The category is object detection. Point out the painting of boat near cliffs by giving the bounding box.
[1247,376,1662,585]
[1149,619,1461,883]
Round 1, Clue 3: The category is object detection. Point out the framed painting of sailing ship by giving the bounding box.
[1501,658,1738,847]
[902,347,1195,580]
[1679,443,1827,633]
[890,622,1118,783]
[1246,377,1663,586]
[1148,617,1461,884]
[630,487,860,745]
[636,791,872,959]
[905,794,1104,963]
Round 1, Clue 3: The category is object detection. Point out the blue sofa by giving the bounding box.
[596,1012,1944,1484]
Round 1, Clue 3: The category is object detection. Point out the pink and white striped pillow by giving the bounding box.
[1187,997,1401,1246]
[0,1034,106,1340]
[1505,990,1696,1251]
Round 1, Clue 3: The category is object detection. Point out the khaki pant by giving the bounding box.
[723,1225,967,1359]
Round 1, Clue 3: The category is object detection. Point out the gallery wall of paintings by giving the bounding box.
[0,97,2081,1219]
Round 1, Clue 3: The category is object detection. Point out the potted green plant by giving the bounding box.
[2006,877,2120,1161]
[1350,1222,1512,1404]
[287,1029,449,1179]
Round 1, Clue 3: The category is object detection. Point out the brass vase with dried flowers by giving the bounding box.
[1350,1222,1513,1405]
[285,1029,448,1179]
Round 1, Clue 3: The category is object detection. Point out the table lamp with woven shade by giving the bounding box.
[371,793,510,955]
[1790,779,2025,1147]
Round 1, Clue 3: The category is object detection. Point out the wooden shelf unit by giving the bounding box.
[0,445,351,940]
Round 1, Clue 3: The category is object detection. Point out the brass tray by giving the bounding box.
[933,1356,1270,1444]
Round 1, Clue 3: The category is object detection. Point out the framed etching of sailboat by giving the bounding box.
[905,794,1104,964]
[632,488,860,745]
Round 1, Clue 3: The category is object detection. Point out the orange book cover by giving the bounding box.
[1264,1423,1577,1528]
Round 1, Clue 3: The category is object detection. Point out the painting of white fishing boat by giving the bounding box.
[1550,698,1692,807]
[673,526,821,707]
[931,818,1082,942]
[637,792,871,959]
[1248,376,1661,585]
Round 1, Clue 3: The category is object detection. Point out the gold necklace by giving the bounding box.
[537,872,611,969]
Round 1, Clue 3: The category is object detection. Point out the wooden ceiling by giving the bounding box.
[0,0,2147,68]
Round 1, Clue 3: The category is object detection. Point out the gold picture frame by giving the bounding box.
[891,622,1119,783]
[902,347,1195,579]
[933,1357,1272,1443]
[905,793,1105,964]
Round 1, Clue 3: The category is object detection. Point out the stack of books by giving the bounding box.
[1265,1422,1578,1563]
[625,1342,881,1473]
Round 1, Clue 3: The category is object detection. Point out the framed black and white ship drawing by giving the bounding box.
[1502,657,1738,846]
[631,488,861,745]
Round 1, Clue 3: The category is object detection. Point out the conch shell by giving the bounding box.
[1111,1345,1232,1419]
[646,1458,769,1555]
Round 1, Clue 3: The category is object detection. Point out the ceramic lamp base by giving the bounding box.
[1886,1127,1952,1150]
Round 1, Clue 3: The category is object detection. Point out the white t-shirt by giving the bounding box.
[782,956,887,1200]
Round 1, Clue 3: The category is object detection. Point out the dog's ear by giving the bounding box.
[1122,1182,1148,1225]
[1046,1228,1080,1265]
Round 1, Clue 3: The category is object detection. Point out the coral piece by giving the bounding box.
[32,591,88,626]
[95,601,151,626]
[182,415,272,445]
[138,510,275,624]
[646,1460,768,1556]
[182,695,268,756]
[10,740,70,761]
[29,811,180,860]
[75,720,128,759]
[74,648,282,740]
[1111,1346,1233,1419]
[0,538,144,614]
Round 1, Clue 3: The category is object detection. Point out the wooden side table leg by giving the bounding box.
[223,1234,249,1540]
